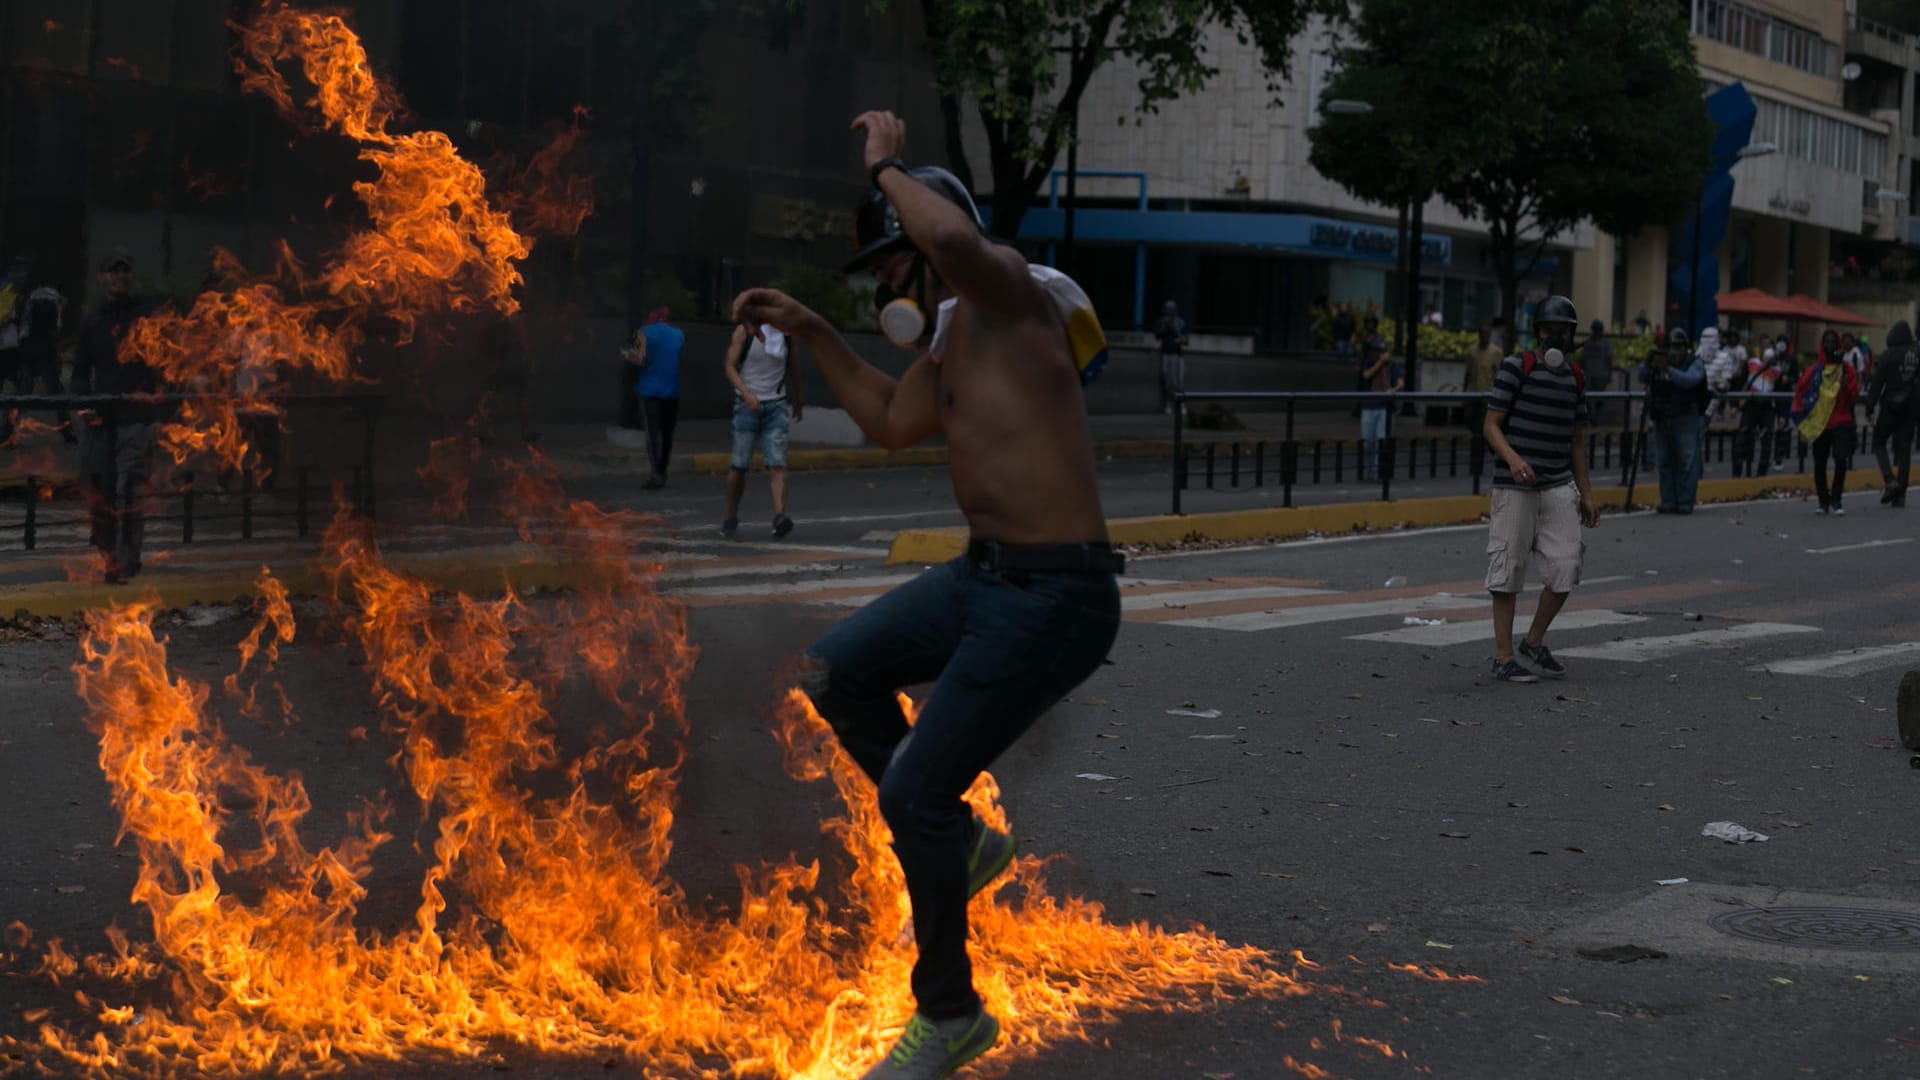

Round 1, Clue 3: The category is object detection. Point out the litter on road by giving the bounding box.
[1702,821,1770,843]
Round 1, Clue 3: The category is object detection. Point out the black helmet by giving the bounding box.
[1536,295,1578,328]
[1666,327,1691,350]
[843,165,983,275]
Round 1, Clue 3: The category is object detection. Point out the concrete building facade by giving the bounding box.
[956,1,1916,351]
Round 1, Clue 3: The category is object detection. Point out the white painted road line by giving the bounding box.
[652,536,885,557]
[1750,641,1920,678]
[1121,585,1335,611]
[1554,622,1818,662]
[1804,538,1914,556]
[673,574,916,599]
[658,561,879,583]
[1165,592,1479,632]
[1348,608,1648,647]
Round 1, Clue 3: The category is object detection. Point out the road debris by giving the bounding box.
[1701,821,1769,843]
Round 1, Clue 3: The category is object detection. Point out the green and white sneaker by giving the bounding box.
[860,1009,1000,1080]
[964,816,1017,899]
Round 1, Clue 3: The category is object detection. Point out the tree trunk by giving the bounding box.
[1491,218,1520,345]
[935,91,974,192]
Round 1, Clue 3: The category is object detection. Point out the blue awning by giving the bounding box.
[1010,207,1454,267]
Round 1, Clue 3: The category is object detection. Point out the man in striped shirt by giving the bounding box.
[1480,295,1602,683]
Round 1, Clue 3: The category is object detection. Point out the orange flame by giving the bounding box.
[1387,962,1486,983]
[11,525,1326,1076]
[2,415,70,479]
[116,3,578,478]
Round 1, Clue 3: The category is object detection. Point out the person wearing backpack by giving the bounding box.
[1480,295,1601,684]
[1637,327,1707,514]
[1865,320,1919,507]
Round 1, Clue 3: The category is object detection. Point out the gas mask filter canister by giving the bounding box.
[879,297,926,348]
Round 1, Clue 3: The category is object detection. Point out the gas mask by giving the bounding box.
[1536,319,1566,353]
[873,253,934,349]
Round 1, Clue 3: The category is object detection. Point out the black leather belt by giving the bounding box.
[967,540,1124,575]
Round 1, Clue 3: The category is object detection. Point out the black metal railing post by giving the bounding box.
[1283,399,1296,508]
[23,476,36,550]
[361,398,379,521]
[296,466,310,538]
[1170,391,1185,515]
[241,465,254,540]
[181,472,195,545]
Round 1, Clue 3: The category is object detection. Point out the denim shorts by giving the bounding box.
[730,398,791,470]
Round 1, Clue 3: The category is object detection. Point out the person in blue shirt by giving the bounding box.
[633,306,684,489]
[1637,327,1707,513]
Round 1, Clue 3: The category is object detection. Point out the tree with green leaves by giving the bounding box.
[1309,0,1711,323]
[876,0,1343,240]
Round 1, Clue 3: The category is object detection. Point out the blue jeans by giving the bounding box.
[1360,406,1390,479]
[730,398,791,470]
[1650,412,1704,510]
[801,555,1121,1018]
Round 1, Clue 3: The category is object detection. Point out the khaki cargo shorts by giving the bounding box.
[1486,483,1583,594]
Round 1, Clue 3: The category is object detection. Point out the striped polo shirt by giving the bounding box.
[1487,353,1589,489]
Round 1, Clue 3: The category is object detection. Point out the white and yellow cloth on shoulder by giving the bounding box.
[928,264,1109,386]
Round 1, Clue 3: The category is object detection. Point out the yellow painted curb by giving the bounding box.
[683,438,1179,476]
[883,468,1884,566]
[0,547,623,619]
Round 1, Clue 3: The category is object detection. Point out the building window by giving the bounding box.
[1693,0,1835,79]
[1746,93,1888,180]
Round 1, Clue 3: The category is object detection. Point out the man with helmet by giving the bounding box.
[1636,327,1707,513]
[1792,328,1862,514]
[1480,295,1601,684]
[734,110,1120,1079]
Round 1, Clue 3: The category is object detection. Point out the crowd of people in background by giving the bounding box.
[1306,290,1920,516]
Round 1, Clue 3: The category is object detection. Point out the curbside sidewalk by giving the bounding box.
[0,545,625,619]
[883,467,1886,565]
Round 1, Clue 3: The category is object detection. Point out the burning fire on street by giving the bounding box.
[0,5,1467,1076]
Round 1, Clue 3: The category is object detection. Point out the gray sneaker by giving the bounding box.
[964,816,1016,899]
[1517,640,1566,679]
[859,1009,999,1080]
[1491,659,1538,683]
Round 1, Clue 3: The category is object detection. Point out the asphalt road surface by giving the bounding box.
[4,488,1919,1077]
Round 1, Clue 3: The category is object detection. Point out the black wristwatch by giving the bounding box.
[869,156,909,188]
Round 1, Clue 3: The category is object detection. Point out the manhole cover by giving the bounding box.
[1708,907,1920,951]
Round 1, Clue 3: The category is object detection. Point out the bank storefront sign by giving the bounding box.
[1012,207,1453,266]
[1307,219,1450,264]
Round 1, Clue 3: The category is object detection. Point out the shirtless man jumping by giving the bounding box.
[733,111,1122,1080]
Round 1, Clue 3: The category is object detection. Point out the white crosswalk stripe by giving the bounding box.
[1749,642,1920,678]
[675,574,916,600]
[1348,608,1647,647]
[1553,622,1818,662]
[1121,585,1334,611]
[1164,592,1478,633]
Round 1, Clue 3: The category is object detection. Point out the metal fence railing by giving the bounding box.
[1168,390,1845,515]
[0,393,382,552]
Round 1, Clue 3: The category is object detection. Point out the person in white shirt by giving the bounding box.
[1700,327,1738,426]
[721,322,804,539]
